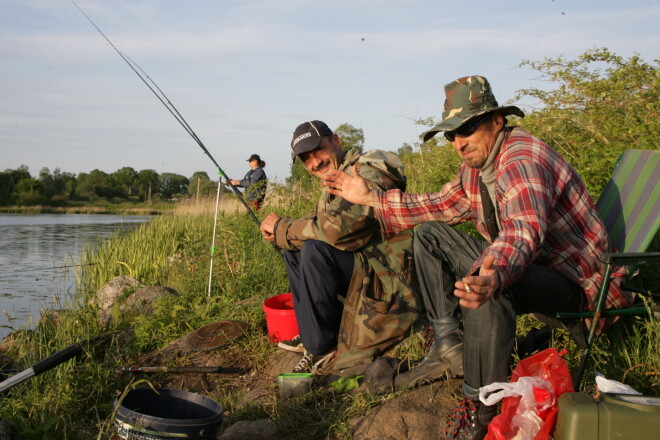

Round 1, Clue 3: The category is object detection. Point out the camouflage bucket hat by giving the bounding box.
[422,75,524,142]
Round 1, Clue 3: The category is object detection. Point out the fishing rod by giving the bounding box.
[0,343,83,393]
[0,331,121,393]
[70,0,260,227]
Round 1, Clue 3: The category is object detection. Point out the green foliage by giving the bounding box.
[188,171,223,198]
[159,172,190,199]
[135,169,160,202]
[287,157,316,190]
[514,48,660,197]
[110,167,138,197]
[587,304,660,392]
[393,116,463,194]
[335,123,365,153]
[0,165,30,206]
[76,214,205,295]
[15,177,47,206]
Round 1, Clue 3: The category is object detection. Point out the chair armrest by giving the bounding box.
[599,252,660,266]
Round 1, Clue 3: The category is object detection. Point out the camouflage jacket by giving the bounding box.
[273,148,420,368]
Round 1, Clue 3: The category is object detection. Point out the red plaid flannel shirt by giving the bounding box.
[373,127,630,330]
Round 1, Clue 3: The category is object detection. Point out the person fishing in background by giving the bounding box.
[229,154,268,211]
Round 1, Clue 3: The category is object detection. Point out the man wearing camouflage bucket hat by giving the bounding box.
[324,75,628,439]
[421,75,524,142]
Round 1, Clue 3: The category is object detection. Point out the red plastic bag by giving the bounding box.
[480,348,574,440]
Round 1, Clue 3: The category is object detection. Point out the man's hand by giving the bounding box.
[260,212,280,242]
[454,254,500,309]
[324,165,375,207]
[229,179,240,186]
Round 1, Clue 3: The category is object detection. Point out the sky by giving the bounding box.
[1,0,658,184]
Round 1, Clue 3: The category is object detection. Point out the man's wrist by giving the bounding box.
[365,189,378,207]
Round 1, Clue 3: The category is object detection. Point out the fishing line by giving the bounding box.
[71,0,284,275]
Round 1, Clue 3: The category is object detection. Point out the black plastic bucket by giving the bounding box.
[113,388,223,439]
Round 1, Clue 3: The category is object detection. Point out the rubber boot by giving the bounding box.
[394,317,463,390]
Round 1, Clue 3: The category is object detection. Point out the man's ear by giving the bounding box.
[491,112,505,130]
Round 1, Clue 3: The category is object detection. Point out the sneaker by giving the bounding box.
[278,335,305,353]
[292,350,336,373]
[445,397,497,440]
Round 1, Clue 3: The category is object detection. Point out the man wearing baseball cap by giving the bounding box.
[260,120,420,374]
[324,76,629,439]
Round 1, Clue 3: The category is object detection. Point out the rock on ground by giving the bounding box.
[352,380,462,440]
[88,275,141,309]
[217,419,279,440]
[98,284,177,327]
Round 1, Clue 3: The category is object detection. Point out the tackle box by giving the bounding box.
[554,392,660,440]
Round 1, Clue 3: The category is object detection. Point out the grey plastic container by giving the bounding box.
[113,388,223,439]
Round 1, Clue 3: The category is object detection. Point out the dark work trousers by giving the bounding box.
[413,221,584,399]
[284,240,354,355]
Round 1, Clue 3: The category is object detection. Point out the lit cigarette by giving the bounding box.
[464,282,472,293]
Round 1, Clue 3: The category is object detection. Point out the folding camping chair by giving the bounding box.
[544,149,660,388]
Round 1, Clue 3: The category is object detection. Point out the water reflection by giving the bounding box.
[0,214,150,339]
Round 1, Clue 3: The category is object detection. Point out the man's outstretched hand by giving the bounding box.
[454,254,500,309]
[260,212,280,243]
[324,165,375,207]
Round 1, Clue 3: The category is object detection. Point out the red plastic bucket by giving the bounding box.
[263,293,299,343]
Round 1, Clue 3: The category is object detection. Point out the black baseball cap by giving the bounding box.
[247,154,261,162]
[290,120,333,159]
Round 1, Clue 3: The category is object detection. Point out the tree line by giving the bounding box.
[0,166,221,207]
[1,122,368,208]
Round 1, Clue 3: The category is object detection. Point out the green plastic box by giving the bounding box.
[555,392,660,440]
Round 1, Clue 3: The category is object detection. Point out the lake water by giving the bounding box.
[0,213,151,340]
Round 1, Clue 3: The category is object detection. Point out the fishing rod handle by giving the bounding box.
[32,343,83,376]
[122,366,224,374]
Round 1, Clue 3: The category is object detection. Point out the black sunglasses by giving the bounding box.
[444,113,492,142]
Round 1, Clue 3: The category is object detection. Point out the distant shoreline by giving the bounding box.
[0,205,167,216]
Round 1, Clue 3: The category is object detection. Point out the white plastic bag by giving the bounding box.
[480,376,555,440]
[594,371,641,395]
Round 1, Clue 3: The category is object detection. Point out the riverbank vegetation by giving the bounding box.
[0,202,167,216]
[0,49,657,439]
